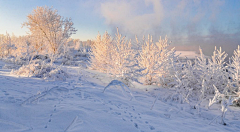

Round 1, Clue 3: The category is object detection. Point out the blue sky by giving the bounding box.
[0,0,109,40]
[0,0,240,55]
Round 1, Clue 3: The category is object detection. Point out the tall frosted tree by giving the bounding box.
[22,6,77,54]
[108,28,135,78]
[90,29,135,85]
[137,36,177,86]
[90,31,112,72]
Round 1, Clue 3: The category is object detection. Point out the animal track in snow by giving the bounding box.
[45,104,59,129]
[149,125,155,130]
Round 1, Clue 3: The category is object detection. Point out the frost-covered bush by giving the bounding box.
[90,29,135,85]
[171,46,240,111]
[107,29,135,81]
[12,36,33,58]
[46,66,69,81]
[227,46,240,106]
[177,47,228,97]
[90,31,179,87]
[1,33,47,66]
[12,58,68,81]
[0,33,15,58]
[55,40,75,65]
[172,73,193,104]
[204,47,228,94]
[89,31,112,72]
[137,35,178,86]
[74,39,91,57]
[187,47,228,100]
[208,85,240,125]
[228,46,240,92]
[170,47,230,109]
[58,54,73,65]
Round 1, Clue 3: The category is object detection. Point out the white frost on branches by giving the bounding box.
[137,36,177,86]
[90,31,112,72]
[22,6,77,55]
[90,29,135,85]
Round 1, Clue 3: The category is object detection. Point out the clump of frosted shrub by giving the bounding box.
[12,57,68,81]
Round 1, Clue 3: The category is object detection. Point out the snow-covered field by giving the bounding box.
[0,59,240,132]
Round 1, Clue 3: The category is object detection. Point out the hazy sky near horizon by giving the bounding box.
[0,0,240,55]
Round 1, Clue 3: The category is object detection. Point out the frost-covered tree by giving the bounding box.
[173,60,197,103]
[172,47,229,106]
[90,29,135,85]
[208,85,239,125]
[22,6,77,54]
[156,37,178,87]
[227,46,240,105]
[229,46,240,93]
[137,36,177,86]
[90,31,112,72]
[13,36,32,56]
[0,33,15,57]
[108,28,135,80]
[194,47,228,94]
[74,39,81,51]
[137,35,156,85]
[206,47,228,94]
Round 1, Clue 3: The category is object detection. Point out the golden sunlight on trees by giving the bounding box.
[137,36,176,85]
[90,29,135,85]
[22,6,77,54]
[0,33,14,57]
[90,31,112,72]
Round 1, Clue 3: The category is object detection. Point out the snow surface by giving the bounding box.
[0,60,240,132]
[176,51,200,59]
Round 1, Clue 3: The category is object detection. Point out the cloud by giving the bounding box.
[209,0,225,21]
[99,0,240,56]
[100,0,164,35]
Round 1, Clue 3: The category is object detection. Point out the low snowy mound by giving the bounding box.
[12,60,69,81]
[45,67,69,81]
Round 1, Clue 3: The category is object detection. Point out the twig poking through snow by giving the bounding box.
[64,116,78,132]
[209,115,220,125]
[151,94,160,110]
[103,80,135,101]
